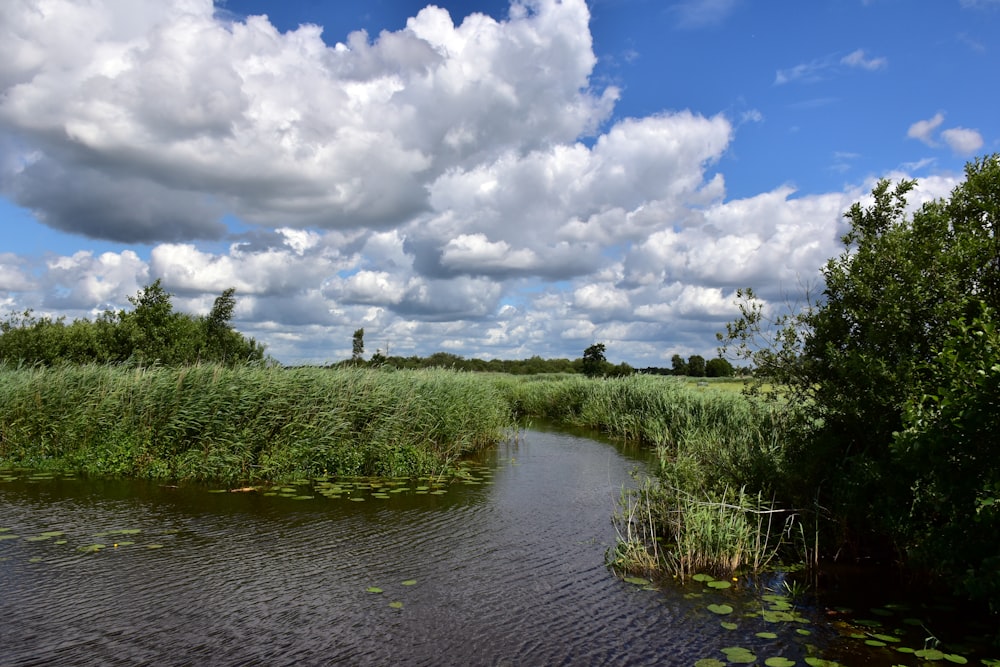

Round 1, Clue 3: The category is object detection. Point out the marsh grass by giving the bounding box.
[0,364,511,483]
[496,374,800,580]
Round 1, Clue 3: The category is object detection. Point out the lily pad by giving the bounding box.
[721,622,738,630]
[804,659,842,667]
[943,654,968,664]
[707,603,734,615]
[765,658,796,667]
[401,579,418,586]
[366,586,383,594]
[915,649,945,661]
[707,580,732,589]
[0,534,21,541]
[721,647,756,664]
[623,576,650,586]
[692,573,715,582]
[756,632,778,639]
[695,660,726,667]
[77,544,106,553]
[388,601,403,609]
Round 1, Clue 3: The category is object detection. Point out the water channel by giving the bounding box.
[0,428,981,666]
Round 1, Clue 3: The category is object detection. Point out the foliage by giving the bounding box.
[352,328,365,362]
[0,280,265,366]
[611,482,787,580]
[719,154,1000,606]
[671,353,688,375]
[581,343,608,377]
[705,357,735,377]
[0,365,511,483]
[687,354,706,378]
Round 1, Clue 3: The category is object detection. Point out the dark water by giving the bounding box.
[0,429,985,666]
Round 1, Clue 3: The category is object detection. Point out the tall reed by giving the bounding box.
[0,364,512,483]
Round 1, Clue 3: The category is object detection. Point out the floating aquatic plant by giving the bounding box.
[764,658,795,667]
[720,646,756,664]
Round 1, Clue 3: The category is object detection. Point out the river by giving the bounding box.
[0,428,978,666]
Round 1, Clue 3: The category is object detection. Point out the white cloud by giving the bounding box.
[0,0,617,241]
[840,49,887,71]
[908,113,945,145]
[0,0,984,368]
[776,49,886,86]
[941,127,984,155]
[907,114,983,155]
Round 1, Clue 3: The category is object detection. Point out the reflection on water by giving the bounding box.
[0,429,955,667]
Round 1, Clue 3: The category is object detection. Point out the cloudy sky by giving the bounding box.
[1,0,997,366]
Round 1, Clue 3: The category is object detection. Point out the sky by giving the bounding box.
[1,0,998,367]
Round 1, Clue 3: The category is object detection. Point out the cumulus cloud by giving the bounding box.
[0,0,976,367]
[0,0,617,241]
[941,127,984,155]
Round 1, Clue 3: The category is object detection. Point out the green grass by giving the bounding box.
[0,364,512,483]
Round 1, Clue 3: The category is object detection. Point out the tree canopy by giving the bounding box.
[720,154,1000,607]
[0,280,266,366]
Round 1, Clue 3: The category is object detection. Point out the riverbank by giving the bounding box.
[0,364,511,482]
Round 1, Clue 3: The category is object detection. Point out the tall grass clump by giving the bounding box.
[609,481,794,580]
[0,364,512,483]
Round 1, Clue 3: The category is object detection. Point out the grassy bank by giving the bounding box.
[0,364,512,483]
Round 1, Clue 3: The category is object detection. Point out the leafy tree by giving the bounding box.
[686,354,706,378]
[670,353,688,376]
[0,281,265,366]
[705,357,734,377]
[720,154,1000,605]
[581,343,608,378]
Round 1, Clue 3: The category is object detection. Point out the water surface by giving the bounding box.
[0,428,945,666]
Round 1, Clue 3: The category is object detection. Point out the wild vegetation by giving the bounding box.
[0,280,265,366]
[718,155,1000,611]
[0,364,511,482]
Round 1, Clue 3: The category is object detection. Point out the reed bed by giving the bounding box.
[494,373,799,579]
[0,364,512,483]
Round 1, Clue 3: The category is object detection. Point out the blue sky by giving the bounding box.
[1,0,997,366]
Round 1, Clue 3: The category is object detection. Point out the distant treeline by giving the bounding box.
[0,280,265,367]
[330,351,736,377]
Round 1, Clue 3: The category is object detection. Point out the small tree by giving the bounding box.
[352,328,365,362]
[581,343,608,377]
[670,353,688,376]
